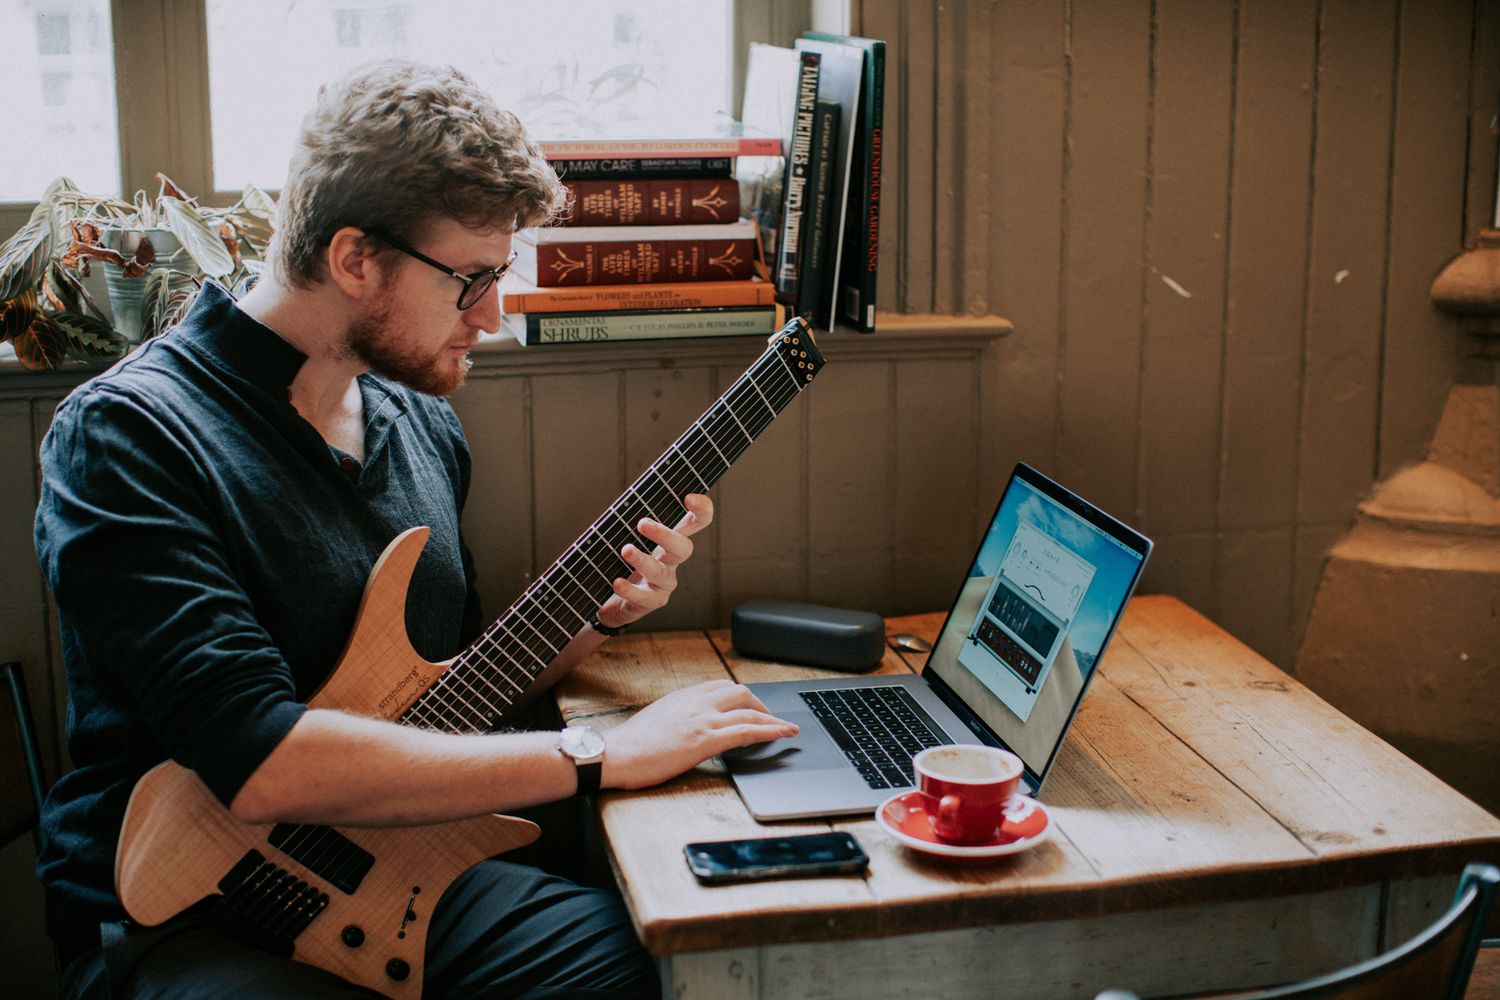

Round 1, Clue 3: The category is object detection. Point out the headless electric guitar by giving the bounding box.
[114,318,825,997]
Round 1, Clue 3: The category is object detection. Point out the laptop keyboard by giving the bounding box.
[800,686,947,789]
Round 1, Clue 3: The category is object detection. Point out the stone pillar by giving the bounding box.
[1297,385,1500,814]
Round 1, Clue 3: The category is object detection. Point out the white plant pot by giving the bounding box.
[100,227,183,344]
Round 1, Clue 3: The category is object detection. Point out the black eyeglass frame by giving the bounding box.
[368,229,518,310]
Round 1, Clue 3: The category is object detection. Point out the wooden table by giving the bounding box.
[554,596,1500,999]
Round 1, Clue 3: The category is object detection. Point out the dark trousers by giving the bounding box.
[56,859,659,1000]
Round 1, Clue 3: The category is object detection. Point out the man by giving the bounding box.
[34,59,796,999]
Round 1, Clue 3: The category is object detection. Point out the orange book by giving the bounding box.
[502,278,776,314]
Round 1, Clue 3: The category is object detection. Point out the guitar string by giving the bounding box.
[405,350,806,735]
[271,343,813,869]
[402,348,808,736]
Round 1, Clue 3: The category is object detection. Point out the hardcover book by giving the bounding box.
[550,157,733,181]
[796,100,840,322]
[775,50,821,301]
[503,305,783,346]
[502,277,777,314]
[792,37,863,332]
[802,32,885,333]
[560,178,740,226]
[538,117,781,160]
[513,219,760,287]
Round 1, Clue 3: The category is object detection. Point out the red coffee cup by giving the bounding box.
[912,745,1024,844]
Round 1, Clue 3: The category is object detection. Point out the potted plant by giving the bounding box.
[0,174,275,371]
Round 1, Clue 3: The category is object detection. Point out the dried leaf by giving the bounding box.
[157,173,192,203]
[119,235,157,279]
[219,221,240,261]
[14,314,69,371]
[0,219,54,302]
[45,261,105,320]
[160,196,234,277]
[1,290,38,341]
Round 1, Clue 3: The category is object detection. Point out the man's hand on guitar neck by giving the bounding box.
[595,493,713,630]
[600,679,798,791]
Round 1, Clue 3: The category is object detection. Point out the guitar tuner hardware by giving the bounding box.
[386,958,411,982]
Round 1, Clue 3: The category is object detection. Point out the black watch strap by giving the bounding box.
[574,758,602,797]
[589,616,627,637]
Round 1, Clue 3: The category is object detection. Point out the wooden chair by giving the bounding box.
[1,660,49,852]
[1096,862,1499,1000]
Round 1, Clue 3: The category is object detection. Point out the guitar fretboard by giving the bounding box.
[400,318,823,734]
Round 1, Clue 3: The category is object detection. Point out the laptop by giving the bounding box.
[722,463,1152,820]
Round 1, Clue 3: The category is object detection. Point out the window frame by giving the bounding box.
[0,0,822,239]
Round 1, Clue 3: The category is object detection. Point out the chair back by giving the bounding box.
[1095,862,1499,1000]
[0,660,48,851]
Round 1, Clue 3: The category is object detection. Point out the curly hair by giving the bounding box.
[272,59,565,286]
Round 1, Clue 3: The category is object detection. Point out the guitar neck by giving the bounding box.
[402,316,824,733]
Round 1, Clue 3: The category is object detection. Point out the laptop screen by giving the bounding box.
[922,464,1151,786]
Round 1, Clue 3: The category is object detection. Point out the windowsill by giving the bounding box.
[0,312,1012,396]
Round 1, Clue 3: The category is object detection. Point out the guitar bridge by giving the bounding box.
[214,849,330,955]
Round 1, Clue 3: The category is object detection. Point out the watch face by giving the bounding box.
[561,726,605,760]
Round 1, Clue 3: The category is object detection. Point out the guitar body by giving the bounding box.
[116,527,540,999]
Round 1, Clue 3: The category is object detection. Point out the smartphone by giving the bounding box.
[684,832,869,884]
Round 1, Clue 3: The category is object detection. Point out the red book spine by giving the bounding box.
[527,239,758,286]
[562,179,741,225]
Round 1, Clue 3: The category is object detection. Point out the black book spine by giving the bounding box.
[796,101,839,322]
[775,52,821,300]
[837,42,883,333]
[550,157,734,181]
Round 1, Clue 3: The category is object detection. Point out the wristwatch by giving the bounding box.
[558,725,606,797]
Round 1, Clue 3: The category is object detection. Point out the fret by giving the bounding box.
[442,672,505,720]
[505,605,563,659]
[480,620,550,682]
[654,452,700,500]
[700,405,749,466]
[626,481,687,532]
[574,532,626,588]
[564,541,617,591]
[742,371,778,419]
[455,648,517,709]
[605,505,650,553]
[643,469,690,524]
[692,421,733,473]
[716,395,754,445]
[558,549,612,606]
[535,576,590,631]
[672,444,711,493]
[524,580,583,639]
[545,561,599,617]
[707,398,753,452]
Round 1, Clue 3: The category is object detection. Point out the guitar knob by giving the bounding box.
[341,925,365,948]
[386,958,411,982]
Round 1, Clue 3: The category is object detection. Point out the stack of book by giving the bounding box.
[739,33,884,334]
[504,121,786,347]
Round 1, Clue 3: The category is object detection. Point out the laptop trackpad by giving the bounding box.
[722,711,846,773]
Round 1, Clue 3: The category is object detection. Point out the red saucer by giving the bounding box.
[877,791,1052,859]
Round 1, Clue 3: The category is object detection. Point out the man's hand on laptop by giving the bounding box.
[601,680,799,791]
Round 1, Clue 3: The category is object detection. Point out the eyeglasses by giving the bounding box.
[369,229,517,310]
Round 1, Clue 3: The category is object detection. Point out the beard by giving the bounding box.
[344,291,471,397]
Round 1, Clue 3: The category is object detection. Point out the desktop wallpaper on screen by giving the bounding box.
[926,475,1145,774]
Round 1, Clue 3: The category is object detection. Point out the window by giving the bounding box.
[0,0,806,218]
[0,0,119,199]
[205,1,734,192]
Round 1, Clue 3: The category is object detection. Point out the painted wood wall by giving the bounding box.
[853,0,1499,669]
